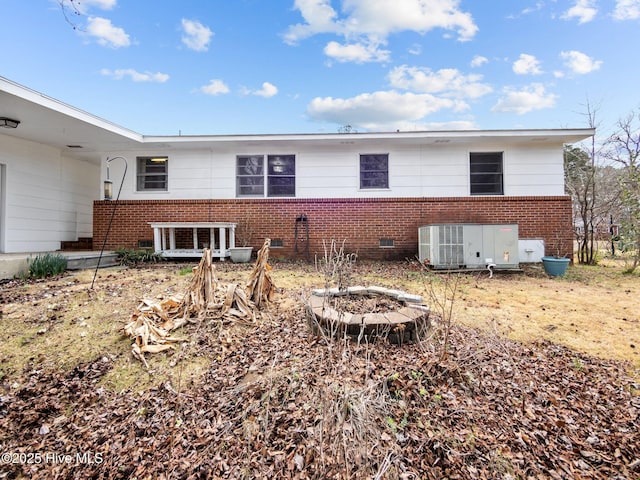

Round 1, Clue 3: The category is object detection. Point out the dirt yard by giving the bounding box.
[0,257,638,479]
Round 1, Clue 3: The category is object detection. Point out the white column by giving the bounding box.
[153,227,162,253]
[169,228,176,250]
[219,226,226,260]
[192,228,198,250]
[160,228,167,251]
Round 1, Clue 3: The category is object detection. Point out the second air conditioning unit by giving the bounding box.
[418,224,519,270]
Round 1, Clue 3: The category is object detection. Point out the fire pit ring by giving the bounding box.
[305,286,430,344]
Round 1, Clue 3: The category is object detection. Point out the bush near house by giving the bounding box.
[115,248,164,266]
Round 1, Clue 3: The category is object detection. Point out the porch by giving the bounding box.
[0,250,118,280]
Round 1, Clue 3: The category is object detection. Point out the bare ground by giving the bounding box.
[0,259,638,479]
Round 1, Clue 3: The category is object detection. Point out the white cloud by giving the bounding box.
[307,90,467,130]
[506,2,544,19]
[84,0,117,9]
[100,68,169,82]
[285,0,478,63]
[470,55,488,68]
[512,53,542,75]
[521,2,545,15]
[388,65,492,99]
[249,82,279,98]
[284,0,339,43]
[562,0,598,23]
[59,0,116,14]
[560,50,602,74]
[612,0,640,20]
[492,83,557,115]
[408,43,422,55]
[181,19,213,52]
[86,16,130,48]
[324,40,390,63]
[200,79,229,96]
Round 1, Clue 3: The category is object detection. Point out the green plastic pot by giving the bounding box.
[541,256,570,277]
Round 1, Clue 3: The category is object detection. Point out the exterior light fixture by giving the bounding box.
[0,117,20,129]
[104,178,113,200]
[104,162,113,200]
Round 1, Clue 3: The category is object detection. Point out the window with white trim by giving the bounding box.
[136,156,168,192]
[360,154,389,189]
[470,152,503,195]
[236,155,264,196]
[236,154,295,197]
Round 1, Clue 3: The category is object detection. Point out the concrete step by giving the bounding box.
[64,252,118,270]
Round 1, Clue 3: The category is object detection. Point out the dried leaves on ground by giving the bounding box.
[0,262,639,479]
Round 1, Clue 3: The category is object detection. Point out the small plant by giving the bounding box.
[28,253,67,278]
[385,414,408,434]
[178,266,194,276]
[315,239,357,291]
[116,248,163,266]
[421,269,461,361]
[234,220,254,247]
[548,232,570,259]
[572,357,584,370]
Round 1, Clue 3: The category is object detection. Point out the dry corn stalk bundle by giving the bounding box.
[246,238,276,308]
[179,248,219,317]
[179,249,256,323]
[123,296,186,369]
[123,248,269,366]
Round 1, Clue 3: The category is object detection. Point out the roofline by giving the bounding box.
[0,76,143,142]
[143,128,595,144]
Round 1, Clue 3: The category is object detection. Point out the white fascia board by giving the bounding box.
[142,128,595,146]
[0,76,143,142]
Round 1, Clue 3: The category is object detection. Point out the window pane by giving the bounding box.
[237,156,265,196]
[361,171,388,188]
[237,156,264,175]
[360,154,389,188]
[268,176,295,196]
[470,152,503,195]
[267,155,295,197]
[136,157,168,191]
[268,155,295,175]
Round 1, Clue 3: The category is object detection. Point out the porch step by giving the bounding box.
[64,252,118,270]
[61,237,93,251]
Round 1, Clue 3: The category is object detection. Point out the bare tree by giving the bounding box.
[565,146,597,263]
[564,101,600,264]
[605,109,640,272]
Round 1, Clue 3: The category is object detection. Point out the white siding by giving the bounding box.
[103,140,567,201]
[505,146,565,196]
[0,135,98,253]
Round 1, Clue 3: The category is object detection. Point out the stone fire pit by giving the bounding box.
[305,286,430,344]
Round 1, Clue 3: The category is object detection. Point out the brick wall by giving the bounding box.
[93,196,573,261]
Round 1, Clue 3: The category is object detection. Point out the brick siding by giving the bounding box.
[93,196,573,261]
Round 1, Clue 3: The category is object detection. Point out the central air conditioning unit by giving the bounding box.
[418,224,519,270]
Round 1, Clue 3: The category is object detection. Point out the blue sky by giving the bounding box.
[1,0,638,138]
